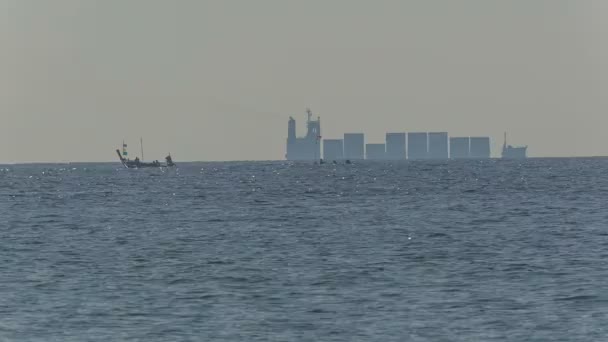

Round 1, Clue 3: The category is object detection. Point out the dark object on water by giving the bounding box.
[165,154,175,167]
[319,159,325,165]
[345,160,352,164]
[332,160,338,164]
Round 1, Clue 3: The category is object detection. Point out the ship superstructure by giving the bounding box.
[286,109,321,161]
[501,132,527,159]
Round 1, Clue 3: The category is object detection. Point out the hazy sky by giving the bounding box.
[1,0,607,162]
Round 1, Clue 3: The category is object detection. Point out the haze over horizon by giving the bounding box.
[1,0,607,163]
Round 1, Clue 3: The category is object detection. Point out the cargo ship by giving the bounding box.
[116,139,175,168]
[501,133,527,159]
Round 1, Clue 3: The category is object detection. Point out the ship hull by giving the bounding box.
[121,161,172,169]
[502,147,527,159]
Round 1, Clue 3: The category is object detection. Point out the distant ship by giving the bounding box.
[502,132,527,159]
[116,139,175,168]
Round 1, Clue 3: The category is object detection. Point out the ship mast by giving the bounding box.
[140,137,144,161]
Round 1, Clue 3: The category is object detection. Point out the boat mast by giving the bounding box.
[140,137,144,161]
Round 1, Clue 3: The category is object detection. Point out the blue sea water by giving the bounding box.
[1,159,608,341]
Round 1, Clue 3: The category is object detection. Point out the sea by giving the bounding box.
[1,158,608,341]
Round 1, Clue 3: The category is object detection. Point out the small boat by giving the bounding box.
[116,138,176,169]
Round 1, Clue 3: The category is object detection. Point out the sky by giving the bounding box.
[1,0,607,162]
